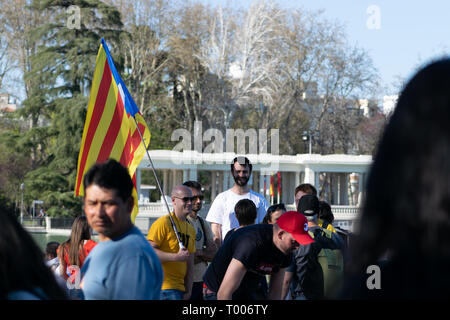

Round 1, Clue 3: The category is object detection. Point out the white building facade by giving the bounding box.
[134,150,372,233]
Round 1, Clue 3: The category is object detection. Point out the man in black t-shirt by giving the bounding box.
[203,211,314,300]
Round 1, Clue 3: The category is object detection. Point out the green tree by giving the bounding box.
[19,0,123,217]
[0,112,31,215]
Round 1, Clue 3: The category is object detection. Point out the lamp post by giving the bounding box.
[20,183,25,224]
[302,131,312,154]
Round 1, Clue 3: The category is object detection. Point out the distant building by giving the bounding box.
[357,99,379,117]
[382,95,398,114]
[299,81,396,118]
[357,95,399,117]
[0,93,18,113]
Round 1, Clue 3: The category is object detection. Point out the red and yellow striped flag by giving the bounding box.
[75,39,150,222]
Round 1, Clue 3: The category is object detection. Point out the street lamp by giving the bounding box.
[302,131,312,154]
[20,183,25,224]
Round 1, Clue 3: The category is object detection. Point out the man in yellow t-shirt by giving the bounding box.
[147,185,196,300]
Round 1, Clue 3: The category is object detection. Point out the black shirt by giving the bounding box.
[203,224,292,300]
[288,226,342,299]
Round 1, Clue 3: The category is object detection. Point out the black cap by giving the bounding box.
[296,194,319,216]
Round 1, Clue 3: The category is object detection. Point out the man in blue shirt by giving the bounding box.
[80,159,163,300]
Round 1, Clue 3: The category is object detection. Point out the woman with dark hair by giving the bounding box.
[0,211,67,299]
[344,59,450,299]
[58,215,97,299]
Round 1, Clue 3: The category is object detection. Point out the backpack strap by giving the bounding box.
[197,216,208,248]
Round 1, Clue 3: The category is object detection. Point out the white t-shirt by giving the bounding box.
[206,189,269,240]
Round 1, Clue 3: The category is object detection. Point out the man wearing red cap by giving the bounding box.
[202,211,314,300]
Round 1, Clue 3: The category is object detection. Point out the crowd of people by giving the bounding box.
[3,58,450,300]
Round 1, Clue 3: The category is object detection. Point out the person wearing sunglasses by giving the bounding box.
[147,185,196,300]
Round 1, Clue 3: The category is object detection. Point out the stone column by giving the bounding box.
[281,172,291,204]
[223,171,229,191]
[172,169,177,189]
[314,172,320,193]
[253,171,259,193]
[304,166,315,185]
[217,171,224,193]
[163,169,169,195]
[189,168,198,181]
[211,171,217,201]
[339,173,349,205]
[295,171,300,188]
[136,168,141,203]
[331,173,339,205]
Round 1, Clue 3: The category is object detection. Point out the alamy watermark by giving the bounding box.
[67,5,81,30]
[66,265,81,289]
[366,5,381,30]
[366,264,381,290]
[171,121,280,173]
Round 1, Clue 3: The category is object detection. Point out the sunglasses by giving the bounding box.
[173,195,204,202]
[173,196,195,203]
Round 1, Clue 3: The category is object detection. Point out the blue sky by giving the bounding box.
[201,0,450,94]
[5,1,448,100]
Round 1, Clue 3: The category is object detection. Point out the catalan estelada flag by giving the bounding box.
[75,39,150,222]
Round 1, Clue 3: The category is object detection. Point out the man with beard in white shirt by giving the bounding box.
[206,157,268,247]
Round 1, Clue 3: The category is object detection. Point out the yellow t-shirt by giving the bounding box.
[147,213,196,291]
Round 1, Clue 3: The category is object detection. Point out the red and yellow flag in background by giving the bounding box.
[269,175,274,197]
[277,171,281,198]
[75,39,150,222]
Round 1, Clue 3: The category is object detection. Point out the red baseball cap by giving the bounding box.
[277,211,314,245]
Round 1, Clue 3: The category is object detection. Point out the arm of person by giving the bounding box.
[267,267,286,300]
[193,228,217,264]
[200,238,218,262]
[148,240,189,263]
[57,248,69,281]
[210,222,223,248]
[59,258,68,280]
[183,253,194,300]
[194,242,217,264]
[313,229,341,250]
[197,223,218,262]
[281,270,293,300]
[217,258,247,300]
